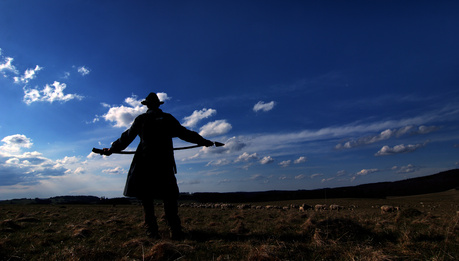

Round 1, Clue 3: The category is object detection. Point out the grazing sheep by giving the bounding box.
[380,205,400,214]
[299,204,313,212]
[329,204,344,211]
[315,204,327,211]
[220,204,235,210]
[290,204,299,209]
[237,204,251,210]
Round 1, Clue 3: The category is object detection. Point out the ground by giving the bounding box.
[1,190,458,260]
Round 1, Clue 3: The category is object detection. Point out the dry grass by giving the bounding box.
[0,190,458,260]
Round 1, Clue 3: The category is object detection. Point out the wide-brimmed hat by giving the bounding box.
[141,92,164,106]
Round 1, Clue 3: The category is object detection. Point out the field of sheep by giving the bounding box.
[1,189,458,260]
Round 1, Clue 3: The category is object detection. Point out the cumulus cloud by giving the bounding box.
[102,167,125,175]
[182,108,216,127]
[206,158,231,167]
[260,156,274,164]
[356,168,379,176]
[351,169,379,182]
[253,101,275,112]
[294,156,307,164]
[156,92,171,103]
[0,56,18,76]
[77,66,90,76]
[336,170,347,176]
[0,136,76,186]
[310,173,323,179]
[102,95,147,128]
[199,120,232,137]
[392,164,418,173]
[335,125,437,149]
[222,137,246,152]
[322,177,335,183]
[0,133,129,198]
[23,81,84,105]
[375,141,428,156]
[0,134,33,153]
[235,152,258,162]
[55,156,79,165]
[184,136,246,161]
[279,160,291,167]
[203,136,246,155]
[415,125,439,135]
[14,65,42,84]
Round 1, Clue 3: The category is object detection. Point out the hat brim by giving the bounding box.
[141,100,164,105]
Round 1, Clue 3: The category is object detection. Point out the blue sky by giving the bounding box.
[1,1,458,200]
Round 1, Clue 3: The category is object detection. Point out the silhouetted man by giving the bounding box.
[103,92,214,239]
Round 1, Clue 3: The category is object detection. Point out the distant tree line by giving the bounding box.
[1,169,458,205]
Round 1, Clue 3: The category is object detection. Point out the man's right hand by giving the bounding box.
[102,148,112,156]
[201,140,214,147]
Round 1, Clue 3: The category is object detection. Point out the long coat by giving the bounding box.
[110,108,209,199]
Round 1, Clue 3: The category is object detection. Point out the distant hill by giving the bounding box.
[1,169,458,204]
[188,169,459,203]
[0,196,135,205]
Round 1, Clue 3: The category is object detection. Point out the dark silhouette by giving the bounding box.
[103,92,214,239]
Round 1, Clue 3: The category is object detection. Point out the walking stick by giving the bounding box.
[92,142,224,155]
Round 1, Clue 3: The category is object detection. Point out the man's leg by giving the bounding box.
[141,198,158,238]
[163,198,184,240]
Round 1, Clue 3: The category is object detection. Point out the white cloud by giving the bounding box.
[335,125,438,149]
[77,66,90,76]
[321,177,335,183]
[102,167,125,175]
[416,125,439,135]
[350,168,379,182]
[0,134,33,153]
[182,108,216,127]
[260,156,274,164]
[102,95,147,128]
[375,142,428,156]
[182,136,245,162]
[235,152,258,162]
[310,173,323,179]
[279,160,291,167]
[356,168,379,176]
[336,170,347,176]
[203,136,246,155]
[0,57,18,76]
[14,65,42,84]
[206,158,231,167]
[56,156,79,165]
[295,174,305,180]
[253,101,275,112]
[199,120,232,137]
[157,92,171,103]
[294,156,307,164]
[0,137,77,187]
[392,164,418,173]
[23,81,84,105]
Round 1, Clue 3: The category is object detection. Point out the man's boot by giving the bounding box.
[170,226,185,240]
[145,221,159,239]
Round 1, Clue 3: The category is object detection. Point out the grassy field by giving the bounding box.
[1,190,458,260]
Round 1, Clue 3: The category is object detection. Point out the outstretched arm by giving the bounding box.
[102,118,141,155]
